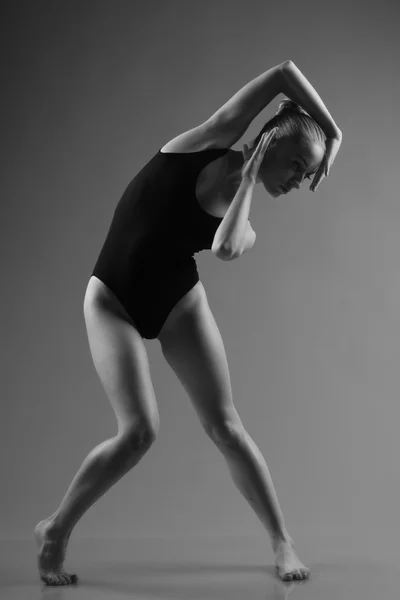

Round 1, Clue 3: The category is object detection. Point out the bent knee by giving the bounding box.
[207,420,245,448]
[119,420,159,451]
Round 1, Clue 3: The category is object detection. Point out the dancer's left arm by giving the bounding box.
[208,60,342,191]
[280,61,342,139]
[280,61,342,191]
[209,60,341,141]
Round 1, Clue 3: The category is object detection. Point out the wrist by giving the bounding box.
[241,175,257,187]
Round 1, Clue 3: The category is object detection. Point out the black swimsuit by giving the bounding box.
[91,147,229,339]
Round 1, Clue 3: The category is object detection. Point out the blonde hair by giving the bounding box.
[254,96,326,151]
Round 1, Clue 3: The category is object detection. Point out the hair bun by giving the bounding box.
[276,96,308,116]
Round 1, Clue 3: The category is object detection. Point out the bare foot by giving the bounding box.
[273,537,310,582]
[34,518,78,585]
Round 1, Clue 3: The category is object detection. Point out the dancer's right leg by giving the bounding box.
[34,277,160,586]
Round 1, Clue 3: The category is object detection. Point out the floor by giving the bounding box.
[0,530,398,599]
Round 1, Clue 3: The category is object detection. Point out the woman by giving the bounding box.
[34,60,342,585]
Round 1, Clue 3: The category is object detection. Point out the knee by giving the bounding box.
[207,420,245,449]
[119,420,159,452]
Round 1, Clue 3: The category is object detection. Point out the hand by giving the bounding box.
[310,132,342,192]
[241,128,278,183]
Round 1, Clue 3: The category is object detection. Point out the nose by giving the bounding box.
[290,174,305,190]
[289,180,301,190]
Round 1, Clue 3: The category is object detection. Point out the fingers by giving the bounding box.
[310,169,325,192]
[242,128,278,182]
[256,128,278,155]
[256,129,276,148]
[262,128,278,145]
[311,135,341,191]
[310,173,320,192]
[310,153,330,191]
[310,162,323,191]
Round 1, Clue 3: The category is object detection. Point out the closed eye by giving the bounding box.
[294,162,315,180]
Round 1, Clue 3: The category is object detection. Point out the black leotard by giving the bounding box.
[91,147,229,339]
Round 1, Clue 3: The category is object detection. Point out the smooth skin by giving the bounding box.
[34,61,342,586]
[33,140,317,586]
[34,170,310,589]
[216,128,326,201]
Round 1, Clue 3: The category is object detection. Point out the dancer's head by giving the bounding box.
[251,97,326,197]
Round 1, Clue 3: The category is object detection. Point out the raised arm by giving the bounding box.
[208,60,341,142]
[280,61,342,139]
[208,61,286,134]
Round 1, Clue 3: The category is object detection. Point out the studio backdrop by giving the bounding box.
[2,0,399,548]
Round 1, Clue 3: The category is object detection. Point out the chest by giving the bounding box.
[195,156,237,218]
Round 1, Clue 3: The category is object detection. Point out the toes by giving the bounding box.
[280,570,308,582]
[43,574,58,585]
[300,568,310,579]
[296,568,311,580]
[295,571,303,580]
[295,568,311,580]
[276,566,293,581]
[56,573,78,585]
[42,573,70,586]
[276,566,311,582]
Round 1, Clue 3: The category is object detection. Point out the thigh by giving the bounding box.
[84,276,160,438]
[157,281,243,439]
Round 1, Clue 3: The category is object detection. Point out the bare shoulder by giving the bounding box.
[160,118,248,154]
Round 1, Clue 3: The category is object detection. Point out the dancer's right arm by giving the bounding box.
[212,131,275,260]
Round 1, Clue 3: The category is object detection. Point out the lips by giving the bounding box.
[280,185,288,194]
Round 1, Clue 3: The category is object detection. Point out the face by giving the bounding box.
[257,137,325,197]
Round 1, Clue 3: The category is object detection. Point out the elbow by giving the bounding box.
[281,60,295,76]
[281,60,299,77]
[212,233,256,261]
[212,244,237,261]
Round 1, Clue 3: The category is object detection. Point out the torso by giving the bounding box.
[160,140,240,219]
[87,136,242,315]
[193,152,236,218]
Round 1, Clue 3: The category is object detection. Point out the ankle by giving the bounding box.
[45,516,71,540]
[272,532,294,550]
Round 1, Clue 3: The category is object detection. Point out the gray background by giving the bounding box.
[2,0,399,547]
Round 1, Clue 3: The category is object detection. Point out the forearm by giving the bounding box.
[281,61,342,139]
[212,177,255,257]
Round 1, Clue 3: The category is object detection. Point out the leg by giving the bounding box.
[158,281,310,581]
[34,277,160,586]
